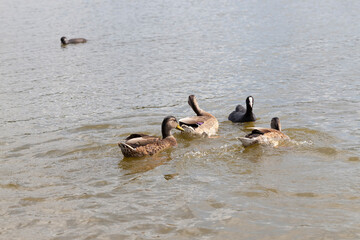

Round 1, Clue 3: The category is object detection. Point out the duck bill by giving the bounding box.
[176,124,185,131]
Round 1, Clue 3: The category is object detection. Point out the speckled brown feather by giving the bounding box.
[119,136,177,157]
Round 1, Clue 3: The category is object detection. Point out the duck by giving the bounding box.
[237,117,290,147]
[179,95,219,137]
[118,116,184,157]
[60,36,87,45]
[228,96,256,122]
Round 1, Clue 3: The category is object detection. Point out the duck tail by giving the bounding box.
[118,142,136,156]
[237,137,258,147]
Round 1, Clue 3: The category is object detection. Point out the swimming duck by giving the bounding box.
[60,36,87,45]
[179,95,219,137]
[228,96,256,122]
[237,117,290,147]
[118,116,184,157]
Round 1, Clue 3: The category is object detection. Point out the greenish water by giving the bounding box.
[1,0,359,239]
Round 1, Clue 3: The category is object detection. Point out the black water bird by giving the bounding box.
[61,36,87,45]
[228,96,256,122]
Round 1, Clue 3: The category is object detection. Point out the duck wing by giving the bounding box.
[245,128,272,138]
[125,133,149,140]
[124,134,160,148]
[179,116,206,128]
[119,136,175,157]
[228,105,246,122]
[262,129,290,140]
[235,104,246,113]
[246,128,289,139]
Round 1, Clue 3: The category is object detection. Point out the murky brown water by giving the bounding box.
[1,0,360,239]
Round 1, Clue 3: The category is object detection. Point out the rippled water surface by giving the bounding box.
[1,0,360,239]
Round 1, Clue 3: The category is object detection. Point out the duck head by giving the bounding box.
[270,117,281,131]
[162,116,184,138]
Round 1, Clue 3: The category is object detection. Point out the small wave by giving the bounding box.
[348,156,360,162]
[0,183,24,190]
[69,124,119,133]
[288,139,313,146]
[184,150,208,158]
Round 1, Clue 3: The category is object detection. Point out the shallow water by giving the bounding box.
[1,0,360,239]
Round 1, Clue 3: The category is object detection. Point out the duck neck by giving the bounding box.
[189,100,203,116]
[271,122,281,131]
[162,125,172,139]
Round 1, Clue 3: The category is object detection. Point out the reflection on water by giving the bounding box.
[348,156,360,162]
[1,0,360,239]
[119,153,172,174]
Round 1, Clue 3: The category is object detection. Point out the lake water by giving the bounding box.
[1,0,360,239]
